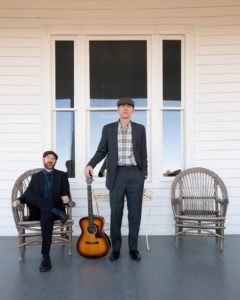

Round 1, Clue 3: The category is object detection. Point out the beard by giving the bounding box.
[44,161,55,170]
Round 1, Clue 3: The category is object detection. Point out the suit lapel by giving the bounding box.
[112,122,119,161]
[131,122,137,147]
[52,169,60,195]
[38,171,45,194]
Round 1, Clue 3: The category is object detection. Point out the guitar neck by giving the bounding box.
[87,183,94,225]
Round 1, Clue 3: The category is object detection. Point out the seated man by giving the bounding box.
[12,150,70,272]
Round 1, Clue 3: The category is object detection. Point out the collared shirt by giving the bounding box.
[117,121,137,166]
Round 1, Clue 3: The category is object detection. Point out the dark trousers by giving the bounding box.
[21,190,58,257]
[109,166,145,251]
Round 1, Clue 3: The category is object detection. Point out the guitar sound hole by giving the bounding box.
[87,225,97,234]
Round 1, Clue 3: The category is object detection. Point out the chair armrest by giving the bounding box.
[216,197,229,205]
[67,200,76,208]
[16,203,25,212]
[66,200,75,219]
[12,203,25,223]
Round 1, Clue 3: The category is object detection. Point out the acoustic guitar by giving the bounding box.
[76,177,111,258]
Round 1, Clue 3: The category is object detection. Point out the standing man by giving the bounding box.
[84,97,148,261]
[12,151,70,272]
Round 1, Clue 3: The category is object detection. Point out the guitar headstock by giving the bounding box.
[86,177,93,185]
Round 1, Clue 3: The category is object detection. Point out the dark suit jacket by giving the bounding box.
[19,169,70,211]
[88,121,148,190]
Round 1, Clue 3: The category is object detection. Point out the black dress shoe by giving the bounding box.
[39,257,52,272]
[109,250,120,261]
[60,212,68,225]
[129,250,141,261]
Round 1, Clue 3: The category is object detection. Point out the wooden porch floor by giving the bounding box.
[1,235,240,300]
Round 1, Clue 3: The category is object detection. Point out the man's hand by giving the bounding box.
[84,165,93,178]
[61,195,70,204]
[12,199,21,208]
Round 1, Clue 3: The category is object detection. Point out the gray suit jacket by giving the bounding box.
[88,121,148,190]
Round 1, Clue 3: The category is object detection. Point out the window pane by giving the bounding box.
[55,41,74,108]
[56,112,75,177]
[90,40,147,107]
[162,111,181,176]
[90,112,118,158]
[163,40,181,107]
[90,111,147,174]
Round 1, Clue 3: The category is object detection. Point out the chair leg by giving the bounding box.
[220,238,224,251]
[216,221,220,242]
[19,232,25,261]
[68,240,72,256]
[175,222,180,247]
[219,225,224,251]
[60,225,66,247]
[198,221,201,234]
[68,224,73,256]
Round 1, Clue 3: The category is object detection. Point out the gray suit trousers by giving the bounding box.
[109,166,145,251]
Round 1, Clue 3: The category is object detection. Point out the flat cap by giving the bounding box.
[43,150,58,160]
[117,97,135,107]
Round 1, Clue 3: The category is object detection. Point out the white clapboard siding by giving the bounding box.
[0,66,41,76]
[196,131,240,141]
[194,160,240,169]
[0,48,41,57]
[0,76,41,86]
[196,24,240,35]
[1,6,239,19]
[196,74,240,84]
[196,112,240,122]
[196,121,240,131]
[0,38,41,48]
[0,95,41,105]
[196,35,240,45]
[0,28,41,38]
[0,105,41,114]
[212,169,240,179]
[196,54,240,65]
[195,93,240,103]
[0,22,43,238]
[0,115,42,124]
[196,140,240,150]
[0,57,41,67]
[0,0,240,236]
[196,150,240,160]
[196,65,240,75]
[0,123,41,133]
[196,102,240,112]
[194,4,240,245]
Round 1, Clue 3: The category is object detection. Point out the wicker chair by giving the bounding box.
[11,168,76,261]
[171,167,228,250]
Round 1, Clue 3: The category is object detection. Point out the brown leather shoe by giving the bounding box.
[109,250,120,261]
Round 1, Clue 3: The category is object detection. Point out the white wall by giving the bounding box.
[0,0,240,236]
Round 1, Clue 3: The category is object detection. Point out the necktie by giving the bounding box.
[47,173,52,203]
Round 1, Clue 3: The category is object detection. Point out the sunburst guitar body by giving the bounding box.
[76,177,111,258]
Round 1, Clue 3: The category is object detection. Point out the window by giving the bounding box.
[162,40,183,176]
[52,35,185,181]
[54,40,75,178]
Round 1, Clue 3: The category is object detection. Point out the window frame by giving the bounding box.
[160,36,185,180]
[43,26,194,188]
[51,36,78,180]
